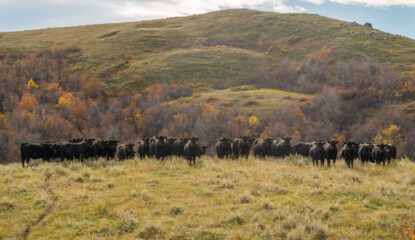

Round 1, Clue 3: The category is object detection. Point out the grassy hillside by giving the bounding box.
[1,9,414,91]
[1,157,414,239]
[169,87,313,113]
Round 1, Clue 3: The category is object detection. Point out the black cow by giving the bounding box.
[80,138,96,160]
[118,144,135,160]
[21,143,55,167]
[69,138,83,143]
[197,146,209,158]
[58,138,95,162]
[293,142,313,157]
[149,136,167,160]
[184,137,200,165]
[92,140,118,160]
[137,138,150,159]
[358,143,373,166]
[310,141,326,166]
[385,144,397,163]
[231,136,253,159]
[92,141,106,159]
[106,140,119,160]
[372,144,387,165]
[273,137,292,158]
[173,138,189,157]
[324,140,338,167]
[215,138,232,159]
[341,141,356,168]
[165,137,177,157]
[253,138,274,158]
[352,142,359,160]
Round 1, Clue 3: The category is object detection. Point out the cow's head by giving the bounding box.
[200,146,208,154]
[315,140,325,147]
[265,138,274,144]
[283,137,292,143]
[157,136,167,142]
[190,137,199,143]
[328,140,338,146]
[344,141,354,148]
[240,136,249,142]
[85,139,95,144]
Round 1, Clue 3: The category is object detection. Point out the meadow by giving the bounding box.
[1,157,414,240]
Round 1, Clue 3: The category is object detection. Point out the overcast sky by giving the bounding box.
[0,0,414,39]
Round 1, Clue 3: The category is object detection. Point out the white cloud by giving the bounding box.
[302,0,415,7]
[112,0,306,19]
[1,0,413,32]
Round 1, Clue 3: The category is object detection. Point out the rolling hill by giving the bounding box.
[1,9,414,92]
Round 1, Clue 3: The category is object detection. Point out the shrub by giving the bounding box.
[169,206,185,216]
[139,224,164,240]
[0,197,14,211]
[117,212,138,234]
[240,193,253,204]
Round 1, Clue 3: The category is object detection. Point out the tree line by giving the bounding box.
[0,47,414,163]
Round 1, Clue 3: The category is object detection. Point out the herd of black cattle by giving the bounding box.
[20,136,397,167]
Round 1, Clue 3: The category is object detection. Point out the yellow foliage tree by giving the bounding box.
[24,111,34,120]
[375,124,402,147]
[27,78,39,89]
[248,115,259,127]
[247,114,260,135]
[57,92,74,106]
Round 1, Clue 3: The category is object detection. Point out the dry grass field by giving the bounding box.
[1,157,414,240]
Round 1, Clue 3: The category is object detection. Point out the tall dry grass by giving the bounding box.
[0,157,414,239]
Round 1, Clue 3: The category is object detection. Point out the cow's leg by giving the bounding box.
[21,156,26,167]
[327,159,331,167]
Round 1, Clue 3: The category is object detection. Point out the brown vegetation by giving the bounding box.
[0,47,414,163]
